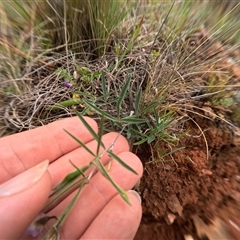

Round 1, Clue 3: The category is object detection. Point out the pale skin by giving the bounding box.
[0,117,143,239]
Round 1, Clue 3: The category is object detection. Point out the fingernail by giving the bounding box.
[129,190,141,204]
[0,160,49,197]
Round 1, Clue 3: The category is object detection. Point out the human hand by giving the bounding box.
[0,117,143,239]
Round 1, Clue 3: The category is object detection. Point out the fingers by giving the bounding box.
[81,191,142,240]
[0,116,142,240]
[0,117,97,183]
[48,151,143,239]
[0,161,52,239]
[48,132,130,188]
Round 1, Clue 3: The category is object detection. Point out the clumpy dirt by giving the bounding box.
[134,115,240,240]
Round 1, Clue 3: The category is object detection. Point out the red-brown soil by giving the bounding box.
[134,116,240,240]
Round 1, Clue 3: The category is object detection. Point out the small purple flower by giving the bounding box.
[26,213,57,237]
[64,81,72,88]
[26,213,46,237]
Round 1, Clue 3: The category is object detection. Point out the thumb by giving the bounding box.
[0,160,52,239]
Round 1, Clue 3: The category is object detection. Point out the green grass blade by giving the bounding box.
[107,151,138,175]
[12,0,30,20]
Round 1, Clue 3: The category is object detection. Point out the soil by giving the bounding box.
[134,116,240,240]
[132,26,240,240]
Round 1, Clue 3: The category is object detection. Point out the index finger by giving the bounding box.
[0,117,98,183]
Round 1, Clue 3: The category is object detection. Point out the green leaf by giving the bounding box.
[46,99,82,111]
[81,106,91,115]
[51,164,89,194]
[101,73,107,101]
[44,177,86,212]
[121,116,147,124]
[147,147,185,164]
[75,111,105,149]
[95,159,131,205]
[92,71,101,79]
[127,125,146,138]
[96,116,105,155]
[117,75,131,118]
[55,68,73,81]
[51,177,88,234]
[81,76,90,82]
[133,138,147,145]
[77,67,91,75]
[140,101,159,114]
[134,88,142,115]
[69,160,87,178]
[147,135,155,144]
[84,100,117,122]
[52,170,80,193]
[64,129,96,157]
[107,151,138,175]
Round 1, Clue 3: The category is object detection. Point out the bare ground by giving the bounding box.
[135,116,240,240]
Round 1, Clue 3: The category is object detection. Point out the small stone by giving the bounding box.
[229,189,240,202]
[184,235,194,240]
[236,175,240,182]
[165,212,177,225]
[202,169,213,175]
[202,106,216,119]
[166,194,183,216]
[143,188,149,199]
[164,164,172,171]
